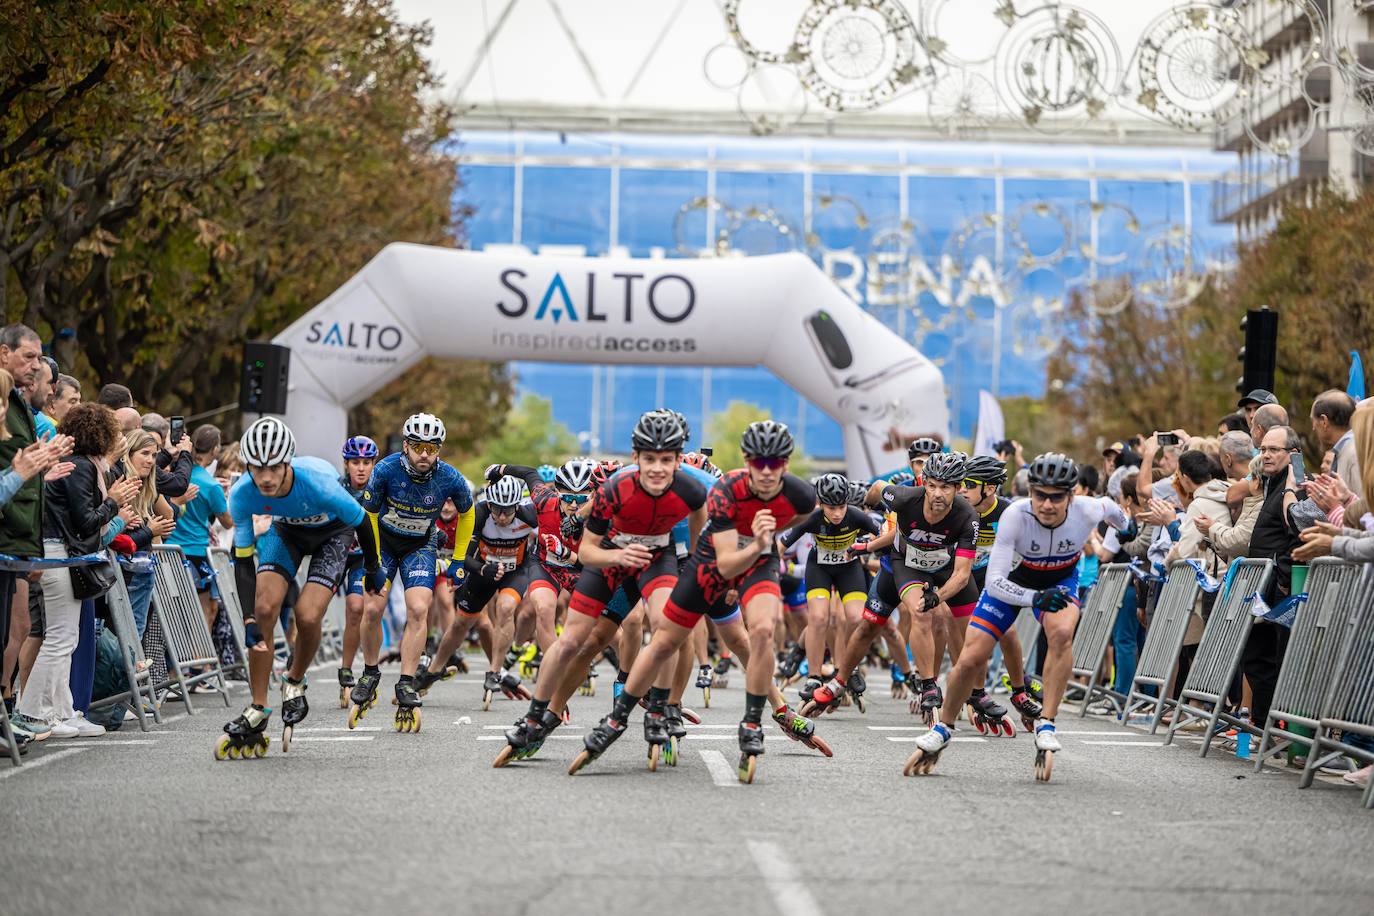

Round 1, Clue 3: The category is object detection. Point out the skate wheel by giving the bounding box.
[799,700,816,718]
[909,699,920,716]
[737,754,756,784]
[971,715,987,735]
[493,744,517,768]
[680,707,701,725]
[227,744,242,760]
[339,690,348,709]
[702,687,710,708]
[647,743,660,772]
[482,690,493,712]
[282,725,292,754]
[1022,717,1034,734]
[1035,750,1054,782]
[214,736,231,761]
[999,719,1015,738]
[667,736,680,767]
[587,681,595,697]
[568,749,593,776]
[855,695,866,714]
[347,704,362,729]
[561,708,572,725]
[811,735,834,758]
[839,692,850,707]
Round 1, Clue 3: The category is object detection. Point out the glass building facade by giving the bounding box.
[458,131,1234,458]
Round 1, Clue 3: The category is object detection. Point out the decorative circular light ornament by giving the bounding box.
[794,0,935,112]
[996,4,1122,130]
[672,196,736,257]
[1133,4,1247,130]
[723,0,810,64]
[1009,200,1073,269]
[1135,223,1208,311]
[703,43,753,90]
[923,0,1018,67]
[1074,200,1140,267]
[736,63,809,135]
[720,206,804,257]
[927,69,1000,137]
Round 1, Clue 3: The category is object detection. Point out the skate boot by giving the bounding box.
[800,678,846,718]
[601,644,621,671]
[643,708,671,771]
[903,722,951,776]
[414,659,456,696]
[337,667,355,709]
[579,666,598,697]
[713,655,732,689]
[1034,718,1060,782]
[500,671,530,701]
[771,706,832,757]
[662,703,688,767]
[966,688,1014,737]
[280,676,308,753]
[568,714,629,775]
[696,664,713,708]
[215,705,271,760]
[501,644,522,673]
[847,668,867,714]
[776,643,805,682]
[347,670,381,729]
[914,679,943,725]
[393,681,422,733]
[737,721,765,784]
[482,671,501,711]
[1002,672,1045,703]
[798,675,823,705]
[449,652,469,674]
[890,664,907,699]
[1010,689,1043,733]
[494,708,563,767]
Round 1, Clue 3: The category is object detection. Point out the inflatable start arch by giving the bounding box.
[275,244,948,477]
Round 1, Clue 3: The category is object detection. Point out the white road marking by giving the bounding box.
[477,735,582,741]
[66,739,158,746]
[0,747,91,778]
[884,736,987,743]
[295,727,381,733]
[1080,740,1167,746]
[698,749,739,787]
[290,736,374,742]
[747,839,825,916]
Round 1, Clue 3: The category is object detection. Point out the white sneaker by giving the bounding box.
[46,719,80,739]
[61,714,106,737]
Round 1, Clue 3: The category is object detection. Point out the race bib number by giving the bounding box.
[817,547,851,565]
[903,547,951,572]
[382,510,430,536]
[281,512,329,527]
[613,532,671,550]
[493,556,518,573]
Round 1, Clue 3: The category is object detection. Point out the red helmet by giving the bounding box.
[682,451,721,479]
[591,459,624,487]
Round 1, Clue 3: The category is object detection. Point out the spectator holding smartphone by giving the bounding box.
[165,425,232,640]
[140,412,194,498]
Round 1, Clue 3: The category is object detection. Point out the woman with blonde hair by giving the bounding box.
[115,429,177,635]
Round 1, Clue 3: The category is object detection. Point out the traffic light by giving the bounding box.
[1236,307,1278,395]
[239,342,291,415]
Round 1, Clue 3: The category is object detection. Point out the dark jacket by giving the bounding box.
[0,387,41,556]
[44,455,119,555]
[155,450,193,498]
[1249,469,1299,603]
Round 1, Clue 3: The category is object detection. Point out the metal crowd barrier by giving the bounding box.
[1065,564,1132,715]
[1256,558,1363,772]
[88,554,163,733]
[1015,607,1041,676]
[150,545,231,714]
[1122,562,1204,733]
[1299,563,1374,809]
[208,547,249,676]
[1165,558,1274,757]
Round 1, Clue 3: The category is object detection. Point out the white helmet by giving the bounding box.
[555,457,597,493]
[402,412,446,444]
[240,417,295,468]
[486,475,524,509]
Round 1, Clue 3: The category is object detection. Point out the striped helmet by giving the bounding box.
[240,417,295,468]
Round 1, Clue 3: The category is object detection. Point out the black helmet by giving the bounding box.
[740,420,794,459]
[907,437,941,459]
[1027,452,1078,489]
[660,408,690,444]
[814,473,849,506]
[631,410,687,452]
[846,480,869,507]
[922,451,966,484]
[963,455,1008,485]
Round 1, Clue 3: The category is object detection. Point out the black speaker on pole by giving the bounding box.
[239,342,291,415]
[1236,307,1278,395]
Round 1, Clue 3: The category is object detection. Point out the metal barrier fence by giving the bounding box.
[1122,562,1204,734]
[150,545,231,714]
[207,547,250,676]
[1015,607,1040,676]
[1256,558,1364,772]
[1165,558,1274,757]
[1300,562,1374,809]
[1065,564,1132,715]
[88,554,162,733]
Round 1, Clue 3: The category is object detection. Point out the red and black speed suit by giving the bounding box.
[494,464,583,595]
[663,470,817,627]
[568,468,707,625]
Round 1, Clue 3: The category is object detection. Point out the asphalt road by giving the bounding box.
[3,660,1372,916]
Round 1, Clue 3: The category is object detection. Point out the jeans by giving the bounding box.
[1111,584,1143,694]
[68,599,96,714]
[126,569,155,637]
[17,541,80,722]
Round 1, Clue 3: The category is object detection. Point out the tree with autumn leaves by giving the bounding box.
[0,0,510,453]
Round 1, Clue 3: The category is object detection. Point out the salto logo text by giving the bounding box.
[495,269,695,324]
[305,321,403,351]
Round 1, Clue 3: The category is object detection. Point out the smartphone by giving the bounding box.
[1290,452,1305,486]
[169,416,185,446]
[1157,432,1179,447]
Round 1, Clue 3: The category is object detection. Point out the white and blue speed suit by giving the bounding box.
[229,457,379,635]
[969,496,1128,640]
[360,454,474,592]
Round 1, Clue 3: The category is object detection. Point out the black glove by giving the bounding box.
[921,588,941,612]
[484,464,504,483]
[560,514,584,542]
[479,560,504,581]
[1031,589,1073,614]
[364,567,386,595]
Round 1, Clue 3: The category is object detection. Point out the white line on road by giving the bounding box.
[884,736,987,743]
[295,727,382,733]
[698,749,739,787]
[747,839,825,916]
[483,724,583,730]
[477,735,582,741]
[1080,740,1167,746]
[66,739,158,746]
[0,747,91,779]
[291,736,375,742]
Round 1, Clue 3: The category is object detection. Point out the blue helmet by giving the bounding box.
[342,435,378,460]
[537,464,557,483]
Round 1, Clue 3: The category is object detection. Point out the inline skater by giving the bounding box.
[336,435,378,708]
[960,454,1039,737]
[570,421,828,783]
[217,418,384,759]
[780,473,880,707]
[494,411,706,768]
[805,453,979,724]
[907,437,941,482]
[350,413,475,733]
[905,453,1129,781]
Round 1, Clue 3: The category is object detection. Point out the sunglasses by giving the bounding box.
[406,441,440,457]
[1030,488,1070,504]
[747,456,786,470]
[961,479,986,490]
[559,493,590,505]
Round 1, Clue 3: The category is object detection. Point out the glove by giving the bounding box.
[560,514,584,542]
[1031,589,1073,614]
[540,533,570,561]
[484,464,504,483]
[921,588,941,612]
[479,560,504,581]
[243,618,266,649]
[446,559,466,585]
[848,539,871,555]
[363,567,386,595]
